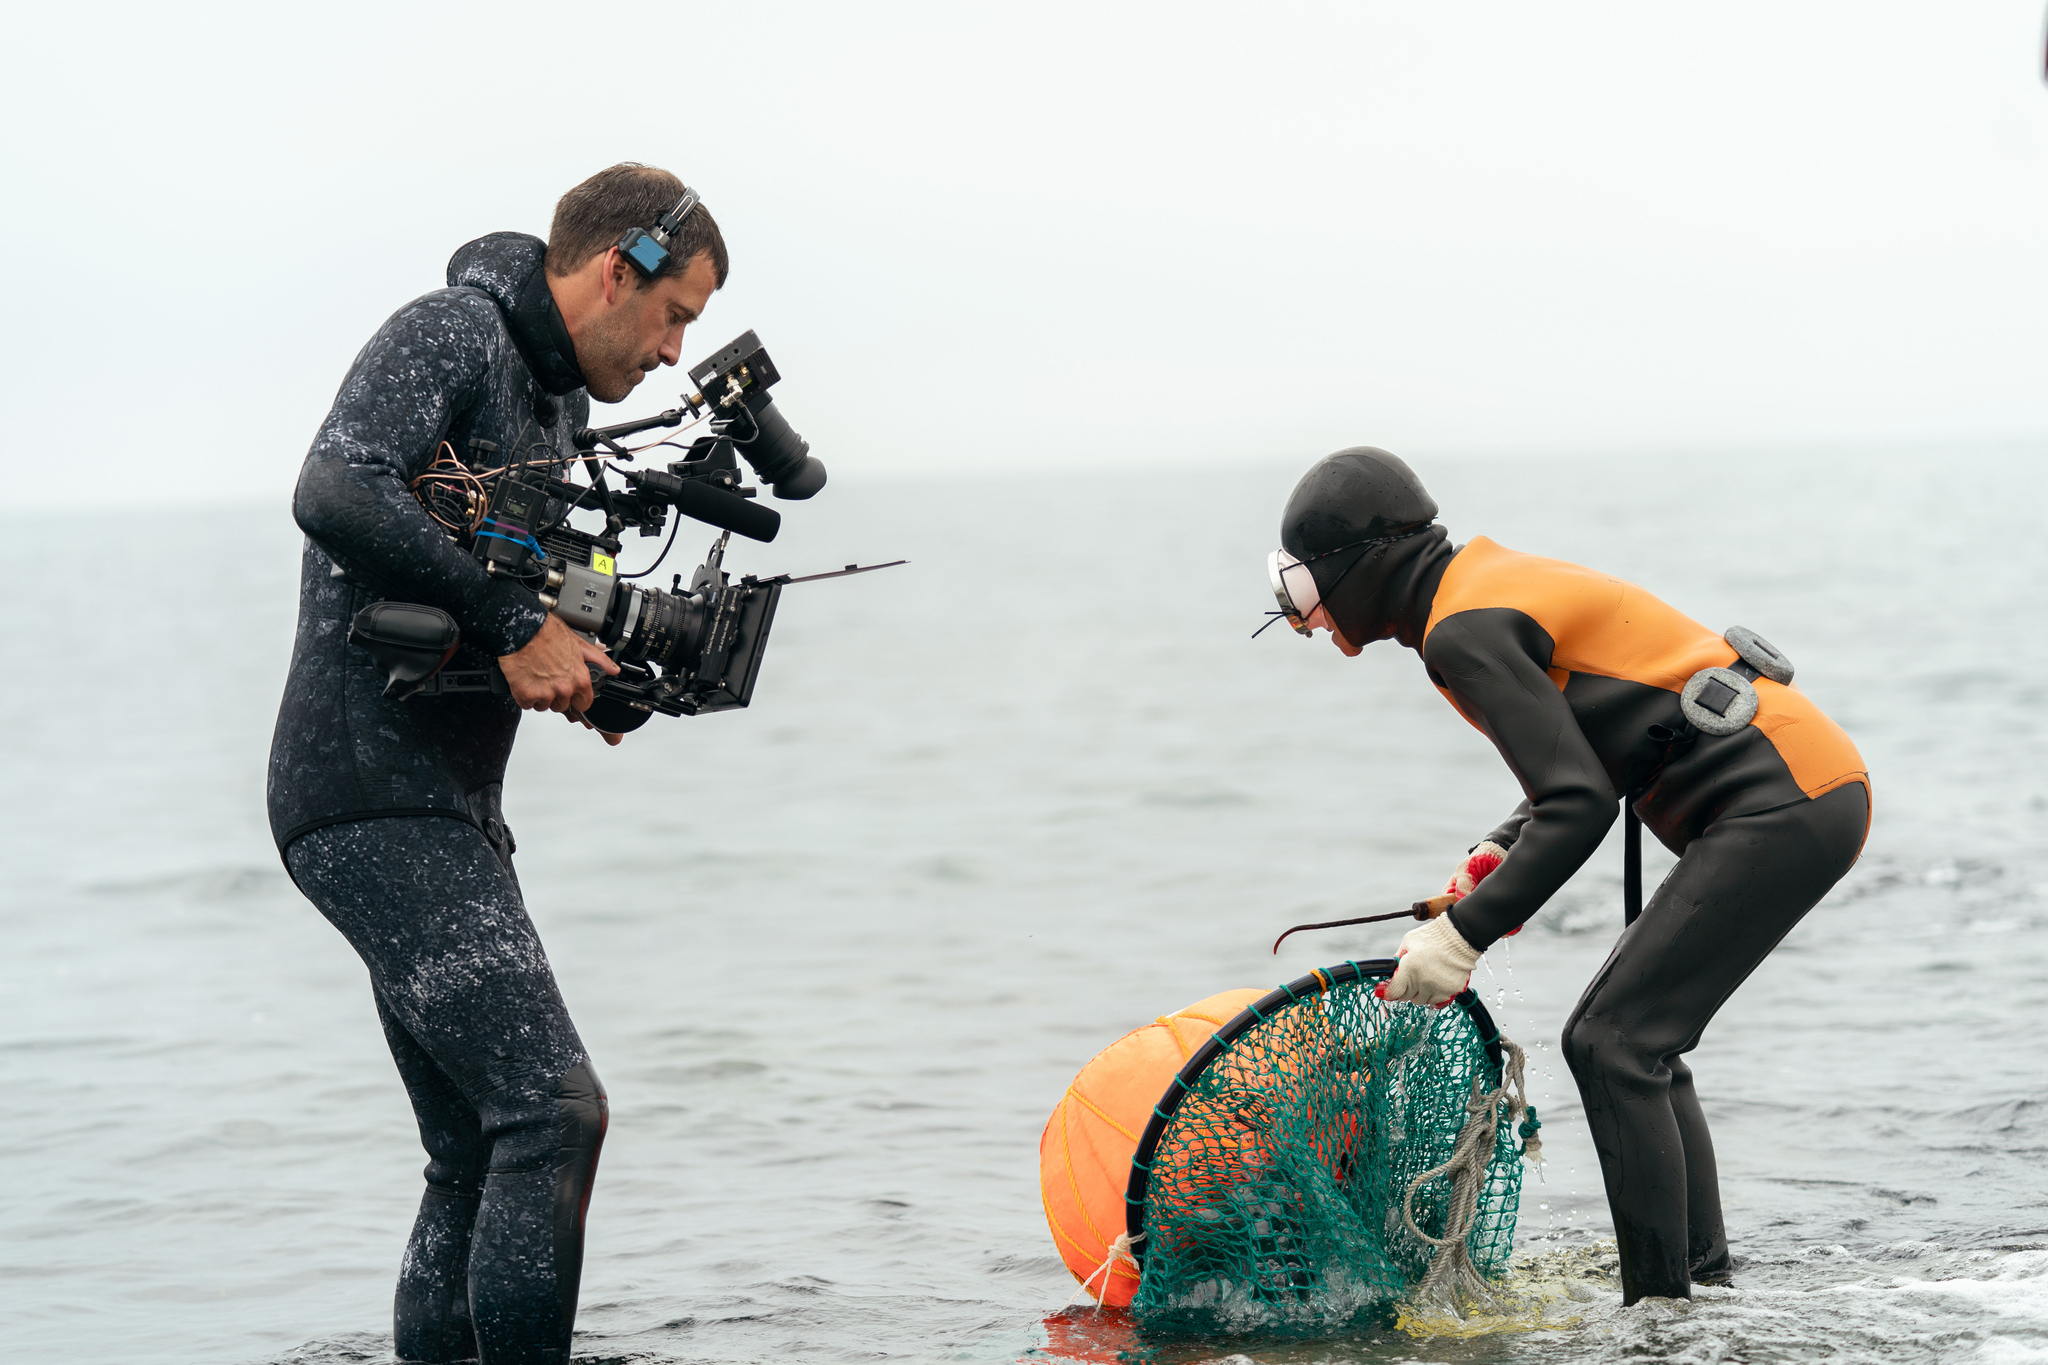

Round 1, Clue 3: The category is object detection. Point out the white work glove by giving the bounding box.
[1375,914,1482,1007]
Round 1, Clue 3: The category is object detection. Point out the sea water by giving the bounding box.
[2,449,2043,1364]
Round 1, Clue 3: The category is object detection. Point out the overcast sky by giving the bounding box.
[6,1,2048,507]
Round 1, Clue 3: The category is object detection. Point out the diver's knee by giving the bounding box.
[1560,1012,1598,1076]
[1562,1012,1637,1083]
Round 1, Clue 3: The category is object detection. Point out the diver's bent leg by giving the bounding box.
[1666,1056,1730,1284]
[287,816,599,1365]
[1561,1003,1691,1302]
[1563,783,1867,1305]
[378,993,488,1363]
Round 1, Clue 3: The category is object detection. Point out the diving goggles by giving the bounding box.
[1266,522,1440,636]
[1267,549,1325,635]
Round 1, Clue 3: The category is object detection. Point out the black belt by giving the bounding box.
[408,664,511,697]
[1624,659,1769,924]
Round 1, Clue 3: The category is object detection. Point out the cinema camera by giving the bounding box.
[351,331,901,734]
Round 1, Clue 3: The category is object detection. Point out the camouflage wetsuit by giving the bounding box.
[268,232,604,1365]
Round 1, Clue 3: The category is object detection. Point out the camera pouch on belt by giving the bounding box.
[1678,626,1795,736]
[349,602,461,701]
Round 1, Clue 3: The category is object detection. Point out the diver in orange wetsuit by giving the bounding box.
[1268,447,1869,1305]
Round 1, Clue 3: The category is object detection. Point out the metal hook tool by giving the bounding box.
[1271,894,1457,955]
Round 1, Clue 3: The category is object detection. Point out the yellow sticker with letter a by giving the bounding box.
[590,552,616,576]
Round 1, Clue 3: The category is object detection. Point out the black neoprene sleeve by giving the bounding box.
[1425,609,1618,948]
[1481,799,1533,852]
[293,294,549,658]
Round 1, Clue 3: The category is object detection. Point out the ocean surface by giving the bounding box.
[3,449,2045,1365]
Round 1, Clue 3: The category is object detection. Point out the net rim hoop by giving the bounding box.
[1121,958,1504,1267]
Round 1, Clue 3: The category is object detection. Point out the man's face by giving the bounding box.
[575,249,720,403]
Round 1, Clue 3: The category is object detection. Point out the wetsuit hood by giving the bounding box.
[1279,447,1453,649]
[1281,447,1438,556]
[446,232,588,397]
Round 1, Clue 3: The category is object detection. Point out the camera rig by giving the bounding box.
[359,331,902,733]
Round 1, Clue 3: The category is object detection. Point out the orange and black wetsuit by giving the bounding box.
[1326,525,1869,1303]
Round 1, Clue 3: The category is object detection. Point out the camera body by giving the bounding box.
[356,332,893,733]
[464,440,784,729]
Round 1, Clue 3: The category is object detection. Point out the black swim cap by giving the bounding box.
[1279,447,1438,560]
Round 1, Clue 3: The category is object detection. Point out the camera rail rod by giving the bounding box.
[573,399,712,456]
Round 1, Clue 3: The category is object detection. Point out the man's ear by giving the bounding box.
[601,247,632,306]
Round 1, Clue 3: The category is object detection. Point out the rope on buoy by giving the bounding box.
[1063,1230,1142,1313]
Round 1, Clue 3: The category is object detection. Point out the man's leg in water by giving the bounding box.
[1562,783,1867,1305]
[378,990,487,1361]
[288,816,608,1365]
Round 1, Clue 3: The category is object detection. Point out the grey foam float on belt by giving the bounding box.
[1680,626,1795,736]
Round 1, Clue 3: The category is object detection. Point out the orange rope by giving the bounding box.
[1066,1087,1139,1144]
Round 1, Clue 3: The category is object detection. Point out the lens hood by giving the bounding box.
[733,394,827,500]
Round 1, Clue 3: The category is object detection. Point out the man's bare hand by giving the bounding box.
[499,615,618,714]
[567,711,625,747]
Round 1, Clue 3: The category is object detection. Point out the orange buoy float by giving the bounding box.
[1038,988,1266,1307]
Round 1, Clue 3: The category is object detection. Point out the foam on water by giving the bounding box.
[1036,1243,2048,1364]
[1,449,2043,1364]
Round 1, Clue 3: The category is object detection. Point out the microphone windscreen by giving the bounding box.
[671,479,782,542]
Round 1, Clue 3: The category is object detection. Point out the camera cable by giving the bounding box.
[619,514,683,580]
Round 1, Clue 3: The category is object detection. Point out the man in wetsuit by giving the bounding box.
[267,164,728,1364]
[1268,447,1870,1305]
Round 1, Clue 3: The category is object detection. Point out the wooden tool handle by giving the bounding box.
[1410,894,1457,918]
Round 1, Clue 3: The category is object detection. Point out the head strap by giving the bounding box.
[1296,520,1436,565]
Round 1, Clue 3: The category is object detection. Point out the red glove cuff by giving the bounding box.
[1443,840,1518,937]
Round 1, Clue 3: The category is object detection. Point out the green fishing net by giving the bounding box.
[1127,961,1527,1335]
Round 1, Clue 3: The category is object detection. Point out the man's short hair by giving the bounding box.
[548,163,729,289]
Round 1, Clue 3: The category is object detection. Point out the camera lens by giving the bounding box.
[732,394,827,500]
[611,584,708,674]
[578,582,709,734]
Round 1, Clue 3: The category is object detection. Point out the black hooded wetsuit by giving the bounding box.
[267,233,606,1365]
[1300,511,1869,1304]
